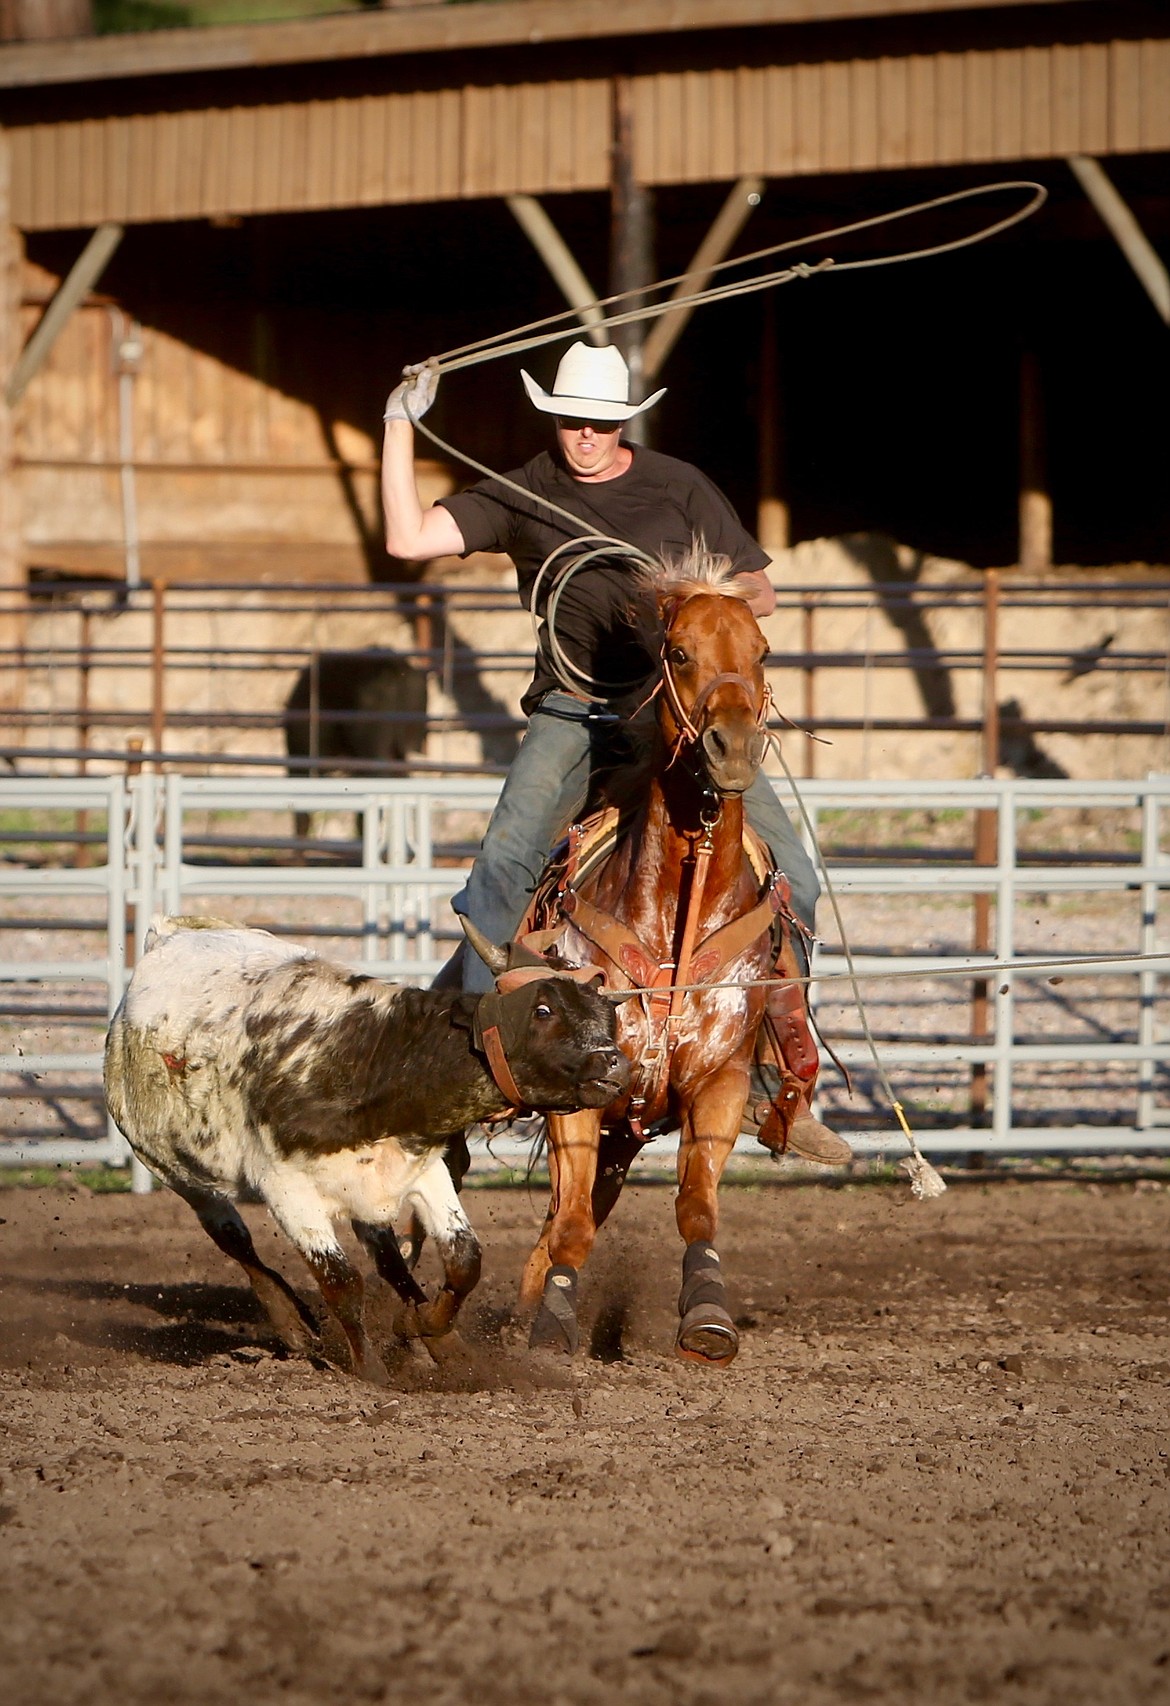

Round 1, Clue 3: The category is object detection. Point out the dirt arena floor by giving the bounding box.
[2,1174,1169,1706]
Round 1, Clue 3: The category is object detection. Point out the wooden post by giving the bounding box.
[610,75,653,443]
[970,567,1000,1133]
[150,577,165,767]
[505,196,606,345]
[1019,349,1051,573]
[642,176,763,384]
[308,648,321,770]
[758,292,790,553]
[0,135,24,722]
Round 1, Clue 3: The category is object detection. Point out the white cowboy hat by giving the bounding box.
[521,341,666,423]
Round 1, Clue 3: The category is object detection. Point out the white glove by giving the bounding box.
[383,362,440,424]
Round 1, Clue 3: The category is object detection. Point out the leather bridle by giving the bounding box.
[658,643,774,778]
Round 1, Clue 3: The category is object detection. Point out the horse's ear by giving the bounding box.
[658,592,682,629]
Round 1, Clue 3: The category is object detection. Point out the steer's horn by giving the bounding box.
[458,914,509,976]
[600,987,639,1005]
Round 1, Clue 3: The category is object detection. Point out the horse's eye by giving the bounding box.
[533,1003,552,1019]
[669,646,690,667]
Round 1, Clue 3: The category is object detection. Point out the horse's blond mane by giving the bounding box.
[637,541,752,604]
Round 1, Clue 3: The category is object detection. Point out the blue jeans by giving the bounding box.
[453,691,820,993]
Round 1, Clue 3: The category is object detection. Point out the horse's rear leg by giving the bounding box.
[674,1067,749,1367]
[524,1108,602,1354]
[591,1126,643,1228]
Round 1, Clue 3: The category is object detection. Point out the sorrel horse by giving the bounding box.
[518,554,805,1365]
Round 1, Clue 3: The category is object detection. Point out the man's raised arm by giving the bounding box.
[381,369,466,562]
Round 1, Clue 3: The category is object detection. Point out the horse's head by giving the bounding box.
[648,550,771,796]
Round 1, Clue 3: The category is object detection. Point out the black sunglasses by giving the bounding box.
[555,416,620,433]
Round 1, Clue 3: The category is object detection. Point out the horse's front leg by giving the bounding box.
[674,1062,751,1366]
[522,1107,603,1354]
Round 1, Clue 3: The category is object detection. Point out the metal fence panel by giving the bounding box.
[1,773,1166,1172]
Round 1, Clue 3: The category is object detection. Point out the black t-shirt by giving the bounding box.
[439,445,769,714]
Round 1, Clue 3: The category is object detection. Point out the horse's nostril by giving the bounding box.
[703,727,728,760]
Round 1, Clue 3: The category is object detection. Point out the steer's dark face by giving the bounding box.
[498,977,630,1111]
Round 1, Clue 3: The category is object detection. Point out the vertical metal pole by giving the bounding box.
[162,770,183,916]
[151,577,165,768]
[123,752,155,1192]
[105,774,132,1170]
[610,74,654,443]
[363,787,380,964]
[308,648,320,767]
[75,607,91,867]
[802,596,816,778]
[417,792,434,968]
[971,568,1000,1134]
[993,785,1016,1146]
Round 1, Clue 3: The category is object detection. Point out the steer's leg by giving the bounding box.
[353,1220,427,1310]
[171,1180,319,1354]
[398,1152,482,1340]
[263,1169,386,1384]
[674,1065,750,1366]
[400,1131,470,1273]
[525,1108,603,1355]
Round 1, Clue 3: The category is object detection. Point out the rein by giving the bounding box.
[659,642,774,766]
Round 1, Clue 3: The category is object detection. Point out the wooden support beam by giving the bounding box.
[642,176,764,383]
[5,220,121,406]
[610,73,654,442]
[0,133,25,708]
[757,288,788,552]
[1067,156,1169,326]
[505,194,607,346]
[1018,347,1051,573]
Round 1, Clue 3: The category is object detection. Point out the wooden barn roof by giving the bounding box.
[0,2,1103,90]
[5,0,1167,231]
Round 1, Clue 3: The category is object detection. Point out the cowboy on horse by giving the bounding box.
[381,341,848,1168]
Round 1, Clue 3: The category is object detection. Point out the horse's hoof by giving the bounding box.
[676,1304,739,1365]
[528,1265,579,1355]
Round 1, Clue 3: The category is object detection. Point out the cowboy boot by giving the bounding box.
[747,981,852,1166]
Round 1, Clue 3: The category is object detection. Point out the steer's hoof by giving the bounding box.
[528,1265,579,1355]
[676,1304,739,1366]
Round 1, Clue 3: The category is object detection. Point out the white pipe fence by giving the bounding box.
[0,773,1166,1179]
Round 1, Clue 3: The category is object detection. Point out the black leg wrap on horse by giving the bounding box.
[529,1264,580,1355]
[676,1241,738,1363]
[678,1240,727,1317]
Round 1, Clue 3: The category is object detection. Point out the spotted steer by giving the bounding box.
[104,915,628,1382]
